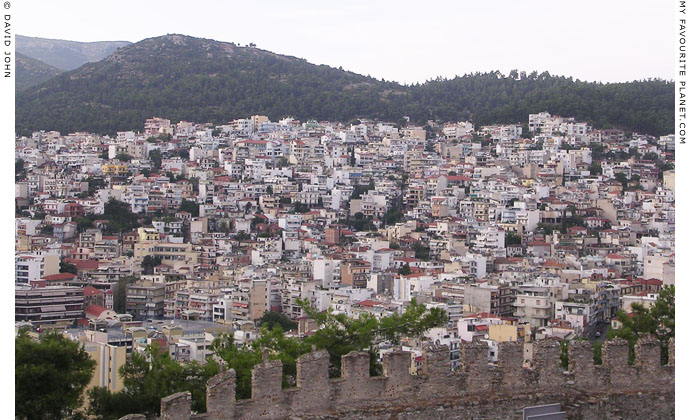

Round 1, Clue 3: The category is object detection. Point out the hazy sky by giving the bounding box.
[17,0,674,84]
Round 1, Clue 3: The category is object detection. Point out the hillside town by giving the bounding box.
[15,112,675,398]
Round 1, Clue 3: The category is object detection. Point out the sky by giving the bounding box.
[17,0,674,84]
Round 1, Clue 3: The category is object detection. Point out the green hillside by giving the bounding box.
[15,34,674,136]
[16,52,64,91]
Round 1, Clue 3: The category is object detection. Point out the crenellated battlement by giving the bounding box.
[125,338,675,420]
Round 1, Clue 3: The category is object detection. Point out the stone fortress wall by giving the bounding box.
[121,337,675,420]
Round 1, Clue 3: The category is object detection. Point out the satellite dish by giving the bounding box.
[484,334,489,339]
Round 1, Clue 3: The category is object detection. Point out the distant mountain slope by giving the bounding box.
[16,34,131,70]
[16,52,64,91]
[15,34,674,136]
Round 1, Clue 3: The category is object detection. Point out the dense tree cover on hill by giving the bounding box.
[16,52,64,91]
[405,72,673,136]
[16,35,673,136]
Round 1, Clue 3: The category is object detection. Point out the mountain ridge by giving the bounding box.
[15,34,674,136]
[17,34,132,70]
[15,52,64,91]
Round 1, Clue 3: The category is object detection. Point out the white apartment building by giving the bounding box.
[312,258,339,288]
[15,252,60,285]
[442,122,474,139]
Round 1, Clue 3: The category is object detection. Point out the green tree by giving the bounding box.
[234,232,249,241]
[591,144,606,159]
[352,181,375,199]
[99,198,142,233]
[9,64,667,137]
[210,334,264,399]
[259,311,298,331]
[298,298,447,377]
[383,206,403,226]
[505,232,522,246]
[537,222,557,236]
[16,158,26,180]
[88,344,219,419]
[412,241,430,261]
[593,341,603,365]
[588,163,602,175]
[211,299,447,398]
[292,201,310,213]
[275,157,289,168]
[608,285,674,364]
[84,176,107,196]
[115,153,132,162]
[149,149,162,171]
[16,332,96,420]
[114,275,135,314]
[75,217,93,232]
[657,161,674,178]
[614,172,628,190]
[398,263,412,275]
[561,338,602,367]
[142,255,162,275]
[60,260,78,275]
[218,221,231,234]
[178,199,199,217]
[174,148,190,160]
[559,341,569,369]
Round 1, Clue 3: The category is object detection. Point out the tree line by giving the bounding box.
[15,35,673,136]
[16,299,446,419]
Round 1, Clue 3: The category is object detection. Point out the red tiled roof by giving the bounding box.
[357,300,382,307]
[42,273,76,281]
[607,254,626,259]
[83,286,104,297]
[63,259,100,270]
[642,278,663,286]
[85,305,108,317]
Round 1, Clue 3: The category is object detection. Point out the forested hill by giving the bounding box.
[15,34,673,136]
[407,74,673,136]
[15,53,64,92]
